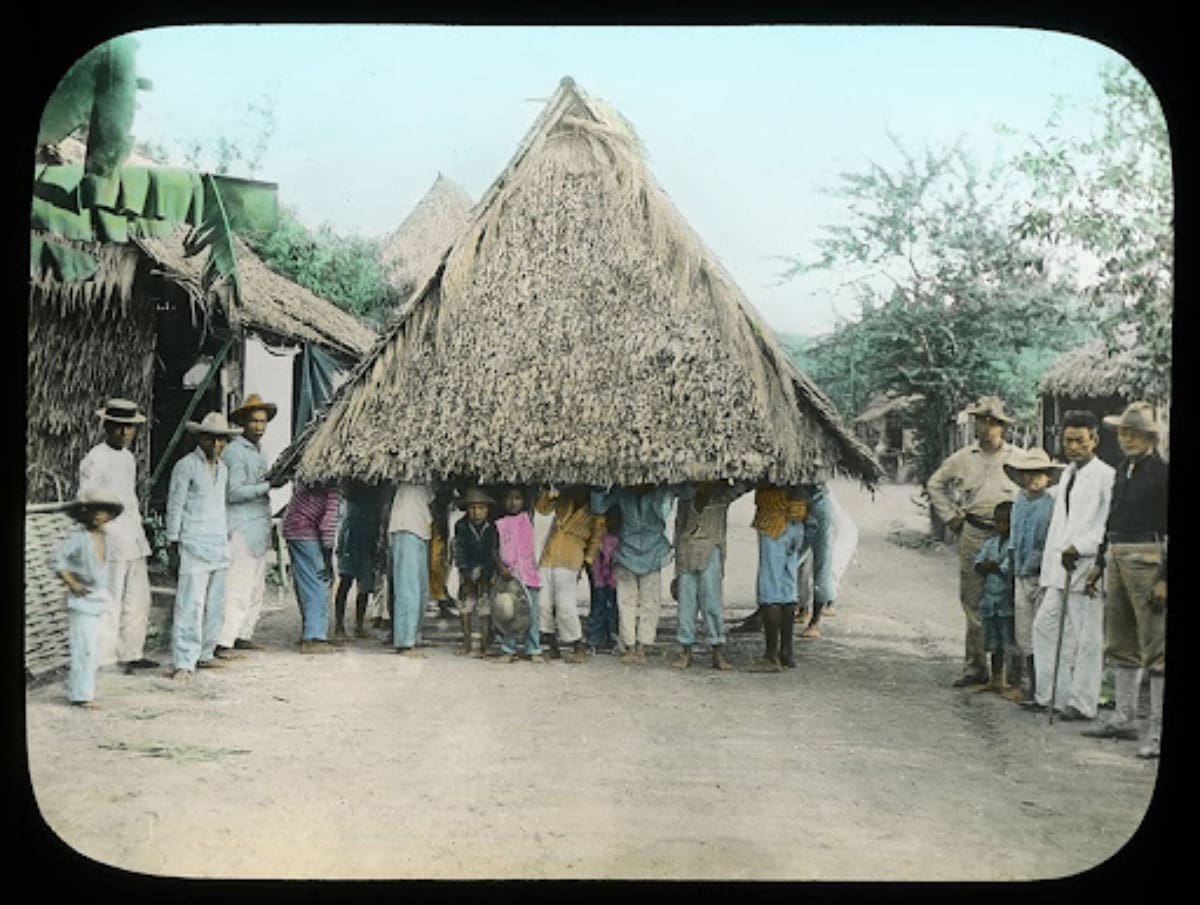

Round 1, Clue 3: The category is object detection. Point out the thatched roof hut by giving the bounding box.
[279,77,881,489]
[378,173,474,304]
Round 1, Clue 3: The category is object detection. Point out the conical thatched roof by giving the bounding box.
[282,77,882,489]
[133,228,377,359]
[378,173,474,302]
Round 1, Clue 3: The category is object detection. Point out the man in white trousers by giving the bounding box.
[78,398,158,673]
[1027,410,1115,721]
[216,394,277,656]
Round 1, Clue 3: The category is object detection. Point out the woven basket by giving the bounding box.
[24,504,74,681]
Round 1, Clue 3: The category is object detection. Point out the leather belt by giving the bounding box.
[964,513,994,531]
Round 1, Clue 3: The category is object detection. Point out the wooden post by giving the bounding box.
[143,331,238,505]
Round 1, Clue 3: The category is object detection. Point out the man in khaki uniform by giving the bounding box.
[927,397,1023,686]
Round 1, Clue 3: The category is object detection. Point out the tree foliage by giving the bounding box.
[241,205,399,328]
[1009,61,1173,402]
[782,137,1088,481]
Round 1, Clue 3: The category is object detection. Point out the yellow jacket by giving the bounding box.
[752,486,809,540]
[536,489,605,572]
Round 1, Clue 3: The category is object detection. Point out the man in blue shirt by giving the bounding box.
[216,394,277,656]
[166,412,242,680]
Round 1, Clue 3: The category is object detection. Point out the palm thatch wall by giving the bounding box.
[285,78,881,489]
[378,173,474,304]
[27,238,156,502]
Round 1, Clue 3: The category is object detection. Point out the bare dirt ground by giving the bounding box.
[23,478,1162,881]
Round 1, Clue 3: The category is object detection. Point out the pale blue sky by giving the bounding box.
[120,24,1133,334]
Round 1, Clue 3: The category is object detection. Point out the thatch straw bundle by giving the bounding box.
[26,237,156,502]
[287,79,881,489]
[379,173,474,303]
[1038,338,1134,399]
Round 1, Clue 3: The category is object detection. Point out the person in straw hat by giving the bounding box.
[1081,402,1169,758]
[49,491,126,708]
[1003,447,1066,704]
[926,396,1024,687]
[77,398,158,674]
[165,411,243,681]
[1027,410,1115,722]
[215,393,278,658]
[452,487,499,657]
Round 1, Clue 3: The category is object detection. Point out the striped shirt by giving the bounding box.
[282,482,341,548]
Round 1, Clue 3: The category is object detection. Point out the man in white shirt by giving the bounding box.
[1027,410,1115,721]
[77,399,157,672]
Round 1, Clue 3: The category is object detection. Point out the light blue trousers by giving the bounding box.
[68,607,102,702]
[804,491,835,604]
[173,562,228,670]
[500,587,542,655]
[390,531,429,649]
[288,539,330,641]
[676,546,725,646]
[757,520,805,605]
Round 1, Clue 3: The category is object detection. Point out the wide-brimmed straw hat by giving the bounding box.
[95,398,147,425]
[492,578,531,637]
[1003,447,1067,486]
[65,490,125,521]
[185,412,243,436]
[460,487,496,508]
[1102,401,1162,435]
[966,396,1014,424]
[229,393,278,424]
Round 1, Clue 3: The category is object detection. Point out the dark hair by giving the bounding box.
[992,500,1014,519]
[1062,410,1100,434]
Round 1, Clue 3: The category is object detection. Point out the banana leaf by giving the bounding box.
[115,166,150,214]
[30,234,100,282]
[31,195,93,241]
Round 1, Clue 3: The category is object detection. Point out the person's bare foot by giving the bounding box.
[71,700,100,710]
[711,647,734,671]
[670,647,692,669]
[800,623,821,639]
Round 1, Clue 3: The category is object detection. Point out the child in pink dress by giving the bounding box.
[492,486,543,662]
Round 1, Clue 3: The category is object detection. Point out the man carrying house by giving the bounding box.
[926,396,1023,687]
[216,393,277,656]
[1082,402,1168,757]
[1027,410,1115,721]
[77,398,158,673]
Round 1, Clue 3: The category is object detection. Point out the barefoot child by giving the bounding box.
[50,492,125,709]
[453,488,498,656]
[973,500,1019,697]
[586,507,621,652]
[1003,449,1063,704]
[535,485,605,663]
[492,486,543,662]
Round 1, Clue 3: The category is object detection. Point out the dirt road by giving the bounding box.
[23,479,1160,880]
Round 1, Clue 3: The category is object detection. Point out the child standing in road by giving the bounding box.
[973,500,1019,698]
[1003,449,1064,704]
[587,507,621,652]
[453,488,498,656]
[50,492,125,709]
[492,486,543,662]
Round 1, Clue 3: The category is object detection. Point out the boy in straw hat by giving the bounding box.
[452,487,499,657]
[926,396,1023,687]
[49,491,126,708]
[1082,402,1169,758]
[77,398,157,673]
[165,412,243,680]
[1003,447,1065,704]
[215,393,277,657]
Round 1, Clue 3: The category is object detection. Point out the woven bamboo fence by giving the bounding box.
[24,503,74,681]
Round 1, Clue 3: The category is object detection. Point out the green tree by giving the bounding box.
[782,136,1087,480]
[1009,60,1173,402]
[241,205,399,328]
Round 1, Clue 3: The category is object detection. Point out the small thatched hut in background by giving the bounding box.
[378,173,474,307]
[853,392,922,483]
[1038,337,1170,464]
[277,77,880,490]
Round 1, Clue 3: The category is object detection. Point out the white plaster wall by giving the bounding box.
[242,335,299,517]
